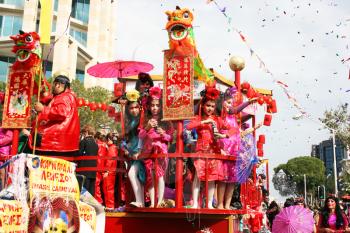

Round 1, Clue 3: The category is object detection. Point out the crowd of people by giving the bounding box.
[0,70,268,212]
[262,196,350,233]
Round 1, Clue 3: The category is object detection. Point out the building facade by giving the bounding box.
[0,0,117,89]
[311,138,348,177]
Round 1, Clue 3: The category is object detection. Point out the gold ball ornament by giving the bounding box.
[229,56,245,71]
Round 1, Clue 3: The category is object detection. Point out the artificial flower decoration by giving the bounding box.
[149,86,162,100]
[126,89,140,102]
[205,87,220,100]
[224,86,237,99]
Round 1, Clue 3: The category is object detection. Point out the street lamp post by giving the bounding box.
[332,129,338,197]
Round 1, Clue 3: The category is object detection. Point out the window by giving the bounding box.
[0,0,24,8]
[69,28,87,47]
[76,69,84,82]
[54,0,58,11]
[71,0,90,24]
[0,15,22,37]
[0,56,15,82]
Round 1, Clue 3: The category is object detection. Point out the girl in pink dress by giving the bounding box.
[138,86,173,207]
[186,84,229,209]
[217,87,256,209]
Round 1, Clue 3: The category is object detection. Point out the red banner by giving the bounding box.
[2,68,35,128]
[163,50,194,120]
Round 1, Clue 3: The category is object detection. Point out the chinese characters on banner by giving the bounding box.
[0,200,27,233]
[2,69,35,128]
[163,50,194,120]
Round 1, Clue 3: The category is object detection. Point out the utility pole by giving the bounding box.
[332,129,338,197]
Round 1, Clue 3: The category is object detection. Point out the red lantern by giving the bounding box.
[77,98,85,107]
[258,149,264,157]
[114,112,121,122]
[97,103,102,109]
[101,103,107,111]
[107,106,115,117]
[84,99,90,107]
[263,114,272,126]
[241,82,250,91]
[114,83,124,97]
[89,102,97,111]
[265,96,273,105]
[258,135,265,144]
[246,88,256,98]
[269,100,277,113]
[257,142,264,150]
[257,96,265,105]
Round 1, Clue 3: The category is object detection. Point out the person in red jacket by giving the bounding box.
[29,70,80,155]
[94,132,108,204]
[103,133,118,209]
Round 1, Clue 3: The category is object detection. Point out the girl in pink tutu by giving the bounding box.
[138,86,173,207]
[217,87,256,209]
[186,83,229,209]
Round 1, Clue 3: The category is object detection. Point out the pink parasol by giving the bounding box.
[87,60,154,79]
[272,205,315,233]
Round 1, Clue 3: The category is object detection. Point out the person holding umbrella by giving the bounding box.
[318,196,350,233]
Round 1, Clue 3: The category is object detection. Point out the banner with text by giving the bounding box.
[79,202,97,232]
[2,68,35,128]
[163,50,194,120]
[27,155,80,202]
[0,200,28,233]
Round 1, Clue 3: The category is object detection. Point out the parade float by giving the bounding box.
[0,6,276,233]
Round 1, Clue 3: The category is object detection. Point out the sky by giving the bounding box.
[114,0,350,201]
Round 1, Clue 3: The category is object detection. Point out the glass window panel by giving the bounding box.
[2,16,13,36]
[0,16,3,36]
[12,16,22,34]
[76,69,84,82]
[54,0,58,11]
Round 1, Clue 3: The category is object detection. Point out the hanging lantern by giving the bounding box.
[77,98,85,107]
[97,103,102,109]
[84,99,90,107]
[101,103,107,111]
[114,83,124,97]
[89,102,97,111]
[107,106,115,117]
[263,114,272,126]
[269,100,277,113]
[246,87,256,98]
[258,149,264,157]
[264,96,273,105]
[257,96,265,105]
[241,82,250,91]
[114,112,121,122]
[258,135,265,144]
[257,142,264,150]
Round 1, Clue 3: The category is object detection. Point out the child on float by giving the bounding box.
[103,133,118,210]
[138,86,173,207]
[186,83,229,209]
[217,87,257,209]
[94,132,108,205]
[121,89,146,208]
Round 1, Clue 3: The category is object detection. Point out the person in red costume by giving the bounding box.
[186,83,229,209]
[94,132,108,205]
[29,70,80,155]
[103,133,118,210]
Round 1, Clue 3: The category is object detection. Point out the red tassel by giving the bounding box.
[258,135,265,144]
[263,114,272,126]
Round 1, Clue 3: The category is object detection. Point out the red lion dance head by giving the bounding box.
[10,30,42,70]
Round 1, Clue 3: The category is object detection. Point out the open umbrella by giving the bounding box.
[87,60,154,79]
[272,206,315,233]
[235,132,259,183]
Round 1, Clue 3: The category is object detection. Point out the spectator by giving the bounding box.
[78,125,98,196]
[266,200,280,230]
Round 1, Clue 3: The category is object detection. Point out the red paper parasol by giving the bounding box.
[87,60,154,79]
[272,206,315,233]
